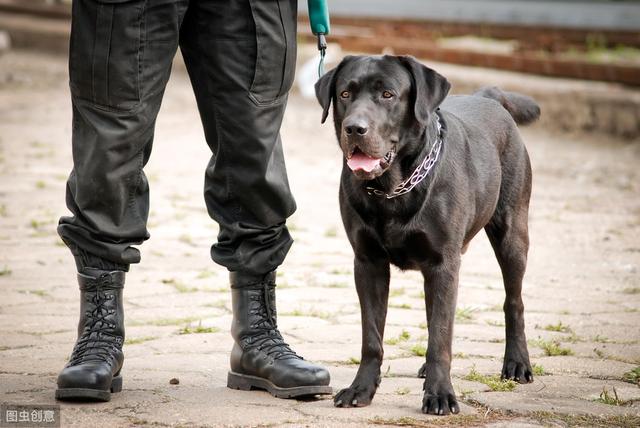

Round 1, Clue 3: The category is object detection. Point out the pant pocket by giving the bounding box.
[69,0,146,111]
[247,0,297,105]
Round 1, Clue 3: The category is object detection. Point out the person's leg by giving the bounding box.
[181,0,297,275]
[179,0,331,397]
[55,0,188,401]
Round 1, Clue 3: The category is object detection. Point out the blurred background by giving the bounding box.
[0,1,638,426]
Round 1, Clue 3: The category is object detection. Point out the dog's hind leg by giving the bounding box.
[334,258,390,408]
[485,150,533,384]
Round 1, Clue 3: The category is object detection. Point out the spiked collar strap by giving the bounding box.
[366,110,445,199]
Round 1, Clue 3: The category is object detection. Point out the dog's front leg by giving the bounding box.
[420,257,460,415]
[334,257,390,408]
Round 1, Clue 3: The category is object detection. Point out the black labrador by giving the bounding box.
[315,55,540,415]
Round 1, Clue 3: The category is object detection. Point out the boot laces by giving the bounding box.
[68,275,122,365]
[247,283,301,360]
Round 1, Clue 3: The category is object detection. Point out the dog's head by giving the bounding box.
[315,55,450,180]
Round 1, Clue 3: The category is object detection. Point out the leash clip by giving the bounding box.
[317,34,327,77]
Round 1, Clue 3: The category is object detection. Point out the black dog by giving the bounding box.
[315,55,540,415]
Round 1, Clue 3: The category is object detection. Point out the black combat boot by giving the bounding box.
[227,271,332,398]
[55,269,125,401]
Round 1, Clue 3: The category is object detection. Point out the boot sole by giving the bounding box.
[227,371,332,399]
[55,375,122,402]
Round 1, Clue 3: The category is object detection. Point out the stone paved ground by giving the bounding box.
[0,50,639,427]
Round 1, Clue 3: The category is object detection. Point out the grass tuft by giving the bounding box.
[346,356,360,365]
[178,324,220,335]
[529,338,573,356]
[394,387,410,395]
[455,306,476,323]
[161,278,198,293]
[622,366,640,385]
[125,336,158,345]
[464,366,517,392]
[541,321,573,333]
[532,363,547,376]
[596,386,627,406]
[389,303,412,310]
[385,329,410,345]
[410,343,427,357]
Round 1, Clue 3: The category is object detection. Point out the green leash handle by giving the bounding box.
[308,0,330,76]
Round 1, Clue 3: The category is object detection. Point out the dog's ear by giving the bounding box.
[398,56,450,125]
[314,56,356,124]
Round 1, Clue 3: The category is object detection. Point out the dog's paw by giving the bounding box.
[417,362,427,378]
[421,389,459,415]
[334,384,376,408]
[501,358,533,384]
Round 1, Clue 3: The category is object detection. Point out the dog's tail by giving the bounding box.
[473,86,541,126]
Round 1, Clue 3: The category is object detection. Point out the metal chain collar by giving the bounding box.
[366,112,444,199]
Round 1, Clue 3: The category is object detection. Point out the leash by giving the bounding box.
[366,110,445,199]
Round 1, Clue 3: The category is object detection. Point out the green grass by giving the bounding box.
[29,219,51,229]
[410,343,427,357]
[464,366,517,392]
[141,316,202,327]
[281,309,331,319]
[35,180,46,189]
[178,234,195,246]
[529,338,574,356]
[161,278,198,293]
[622,287,640,295]
[0,204,6,217]
[532,363,546,376]
[385,329,410,345]
[18,289,49,297]
[177,324,220,335]
[622,366,640,385]
[346,356,360,365]
[596,386,628,406]
[205,300,228,309]
[125,336,158,345]
[389,303,412,310]
[324,226,338,237]
[394,387,410,395]
[485,319,505,327]
[196,270,215,279]
[455,307,476,323]
[389,288,405,297]
[325,281,348,288]
[0,266,11,276]
[541,321,573,333]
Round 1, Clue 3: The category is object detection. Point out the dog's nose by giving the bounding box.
[344,120,368,136]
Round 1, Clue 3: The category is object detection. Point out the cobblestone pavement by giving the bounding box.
[1,50,639,427]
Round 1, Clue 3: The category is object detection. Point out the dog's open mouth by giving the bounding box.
[347,147,396,173]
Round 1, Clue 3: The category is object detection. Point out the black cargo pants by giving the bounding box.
[58,0,298,275]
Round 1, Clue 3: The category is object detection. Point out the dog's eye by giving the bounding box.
[340,91,350,99]
[382,91,394,99]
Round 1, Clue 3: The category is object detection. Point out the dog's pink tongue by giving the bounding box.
[347,152,381,172]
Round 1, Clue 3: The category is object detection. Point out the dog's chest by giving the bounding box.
[379,223,433,270]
